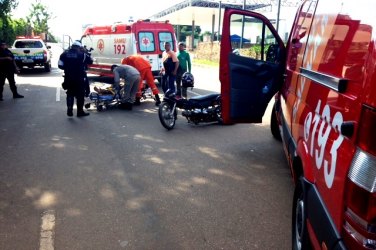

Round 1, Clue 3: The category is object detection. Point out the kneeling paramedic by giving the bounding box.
[58,41,92,117]
[111,64,140,110]
[121,55,161,106]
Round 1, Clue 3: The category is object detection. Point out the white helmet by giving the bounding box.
[72,40,82,47]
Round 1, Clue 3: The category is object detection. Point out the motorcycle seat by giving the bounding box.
[189,93,219,102]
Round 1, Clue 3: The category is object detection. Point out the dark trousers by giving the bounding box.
[161,74,176,94]
[176,71,187,98]
[66,85,86,112]
[0,71,18,98]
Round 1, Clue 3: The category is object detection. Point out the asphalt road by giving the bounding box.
[0,46,294,250]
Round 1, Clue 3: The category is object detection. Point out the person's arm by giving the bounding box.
[113,70,121,91]
[173,61,179,76]
[172,52,179,75]
[0,56,12,61]
[12,59,20,74]
[1,50,19,73]
[160,52,166,74]
[58,54,65,70]
[187,52,192,73]
[84,53,93,65]
[9,53,20,74]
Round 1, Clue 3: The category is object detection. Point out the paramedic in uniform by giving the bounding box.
[121,55,161,105]
[58,41,92,117]
[111,64,140,110]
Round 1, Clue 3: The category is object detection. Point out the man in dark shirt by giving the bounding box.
[0,40,24,101]
[161,41,179,95]
[58,41,92,117]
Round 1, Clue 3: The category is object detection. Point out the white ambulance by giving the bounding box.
[80,19,177,80]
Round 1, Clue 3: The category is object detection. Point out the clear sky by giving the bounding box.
[13,0,180,40]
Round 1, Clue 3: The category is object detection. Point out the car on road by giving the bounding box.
[10,36,52,72]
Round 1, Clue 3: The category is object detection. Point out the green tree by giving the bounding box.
[26,0,53,40]
[0,0,19,43]
[175,25,201,42]
[11,18,29,36]
[0,0,18,19]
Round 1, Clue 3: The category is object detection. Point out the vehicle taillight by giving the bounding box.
[357,105,376,156]
[43,50,47,60]
[344,149,376,249]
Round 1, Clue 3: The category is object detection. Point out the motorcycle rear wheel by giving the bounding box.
[158,101,176,130]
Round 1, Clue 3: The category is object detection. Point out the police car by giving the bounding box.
[10,36,52,72]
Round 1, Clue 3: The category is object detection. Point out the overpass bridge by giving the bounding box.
[149,0,302,44]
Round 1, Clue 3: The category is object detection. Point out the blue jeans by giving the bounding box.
[162,74,176,94]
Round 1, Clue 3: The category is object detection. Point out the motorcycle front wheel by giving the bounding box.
[158,101,176,130]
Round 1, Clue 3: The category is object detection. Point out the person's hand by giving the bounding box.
[15,67,20,74]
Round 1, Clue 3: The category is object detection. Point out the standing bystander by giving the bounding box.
[0,40,24,101]
[160,41,179,95]
[176,42,191,98]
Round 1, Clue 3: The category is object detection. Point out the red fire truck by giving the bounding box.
[81,19,177,79]
[219,0,376,249]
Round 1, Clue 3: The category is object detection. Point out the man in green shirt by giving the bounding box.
[176,42,191,98]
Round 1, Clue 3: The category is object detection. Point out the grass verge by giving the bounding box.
[192,58,219,67]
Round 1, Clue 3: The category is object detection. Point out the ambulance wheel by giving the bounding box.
[271,102,282,141]
[84,103,90,109]
[292,177,312,250]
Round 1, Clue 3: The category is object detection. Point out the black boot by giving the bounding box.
[11,85,24,99]
[66,96,74,117]
[76,97,89,117]
[155,94,161,106]
[13,93,24,99]
[134,97,141,105]
[119,102,133,110]
[0,85,3,101]
[77,111,90,117]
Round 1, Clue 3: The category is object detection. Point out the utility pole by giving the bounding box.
[240,0,246,48]
[217,1,222,41]
[276,0,281,32]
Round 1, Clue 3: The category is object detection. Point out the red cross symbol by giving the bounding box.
[142,37,150,46]
[97,39,104,53]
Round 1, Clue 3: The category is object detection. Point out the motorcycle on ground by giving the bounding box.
[158,72,222,130]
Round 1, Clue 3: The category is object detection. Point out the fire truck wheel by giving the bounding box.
[270,102,282,141]
[292,177,312,250]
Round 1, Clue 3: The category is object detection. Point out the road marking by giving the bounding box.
[39,210,55,250]
[56,86,60,102]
